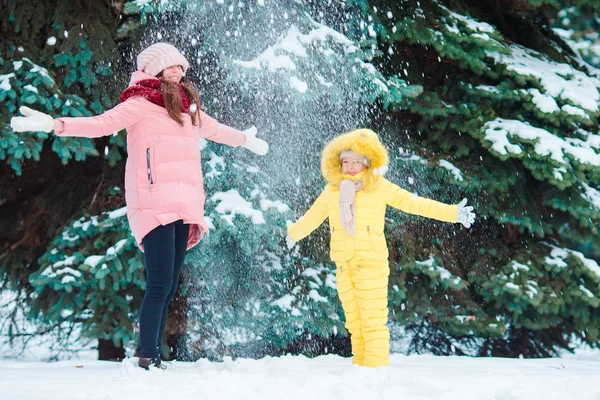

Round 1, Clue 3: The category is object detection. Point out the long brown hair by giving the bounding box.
[159,74,202,127]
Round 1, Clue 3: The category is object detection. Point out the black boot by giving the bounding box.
[138,356,166,370]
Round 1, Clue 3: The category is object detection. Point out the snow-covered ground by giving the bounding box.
[3,351,600,400]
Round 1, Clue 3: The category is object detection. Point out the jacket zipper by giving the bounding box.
[367,225,375,249]
[146,148,154,185]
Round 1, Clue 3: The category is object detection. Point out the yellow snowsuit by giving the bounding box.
[288,129,458,368]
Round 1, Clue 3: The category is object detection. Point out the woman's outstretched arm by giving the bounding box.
[53,98,146,138]
[197,110,246,147]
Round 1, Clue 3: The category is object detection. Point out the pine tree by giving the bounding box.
[552,5,600,68]
[348,0,600,356]
[0,0,127,175]
[123,0,420,358]
[0,0,131,359]
[31,200,144,360]
[0,56,98,175]
[181,149,343,359]
[4,0,600,361]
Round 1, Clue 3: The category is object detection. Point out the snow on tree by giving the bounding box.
[0,57,98,175]
[30,201,144,359]
[181,151,342,359]
[0,0,133,359]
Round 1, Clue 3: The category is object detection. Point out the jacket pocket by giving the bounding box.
[146,148,155,185]
[367,225,375,250]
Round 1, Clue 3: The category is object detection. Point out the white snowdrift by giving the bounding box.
[2,352,600,400]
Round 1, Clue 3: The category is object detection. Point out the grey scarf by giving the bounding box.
[339,179,364,236]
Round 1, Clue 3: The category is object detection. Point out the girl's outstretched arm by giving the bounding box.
[384,180,458,223]
[287,187,330,242]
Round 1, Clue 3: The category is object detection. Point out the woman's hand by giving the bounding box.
[10,106,54,132]
[241,126,269,156]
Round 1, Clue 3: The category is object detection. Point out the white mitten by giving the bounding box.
[10,106,54,133]
[242,126,269,156]
[457,198,475,228]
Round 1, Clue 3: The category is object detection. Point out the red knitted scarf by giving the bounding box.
[119,79,191,112]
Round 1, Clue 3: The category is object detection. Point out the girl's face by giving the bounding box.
[160,65,184,84]
[341,158,367,175]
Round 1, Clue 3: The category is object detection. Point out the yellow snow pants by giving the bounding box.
[335,258,390,368]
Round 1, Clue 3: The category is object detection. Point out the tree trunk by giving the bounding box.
[164,287,189,360]
[98,338,125,361]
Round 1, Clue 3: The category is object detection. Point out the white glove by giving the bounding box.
[241,126,269,156]
[457,198,475,228]
[285,235,296,250]
[10,106,54,133]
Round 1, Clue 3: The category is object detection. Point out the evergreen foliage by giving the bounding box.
[183,150,343,359]
[350,0,600,356]
[31,201,144,350]
[0,56,97,175]
[0,0,128,357]
[0,0,126,176]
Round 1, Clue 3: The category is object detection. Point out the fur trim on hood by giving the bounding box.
[321,129,388,192]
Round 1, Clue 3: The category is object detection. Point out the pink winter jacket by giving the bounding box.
[54,71,246,251]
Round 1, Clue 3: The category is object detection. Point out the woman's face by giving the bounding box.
[160,65,184,84]
[341,158,367,175]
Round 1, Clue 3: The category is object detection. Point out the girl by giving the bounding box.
[11,43,269,369]
[287,128,474,368]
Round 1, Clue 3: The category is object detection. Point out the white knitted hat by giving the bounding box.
[339,149,370,167]
[137,43,190,77]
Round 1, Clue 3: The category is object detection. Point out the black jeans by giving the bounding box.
[139,220,189,358]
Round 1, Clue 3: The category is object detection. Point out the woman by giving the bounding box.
[11,43,269,369]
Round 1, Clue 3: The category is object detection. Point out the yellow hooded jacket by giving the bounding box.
[287,129,458,262]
